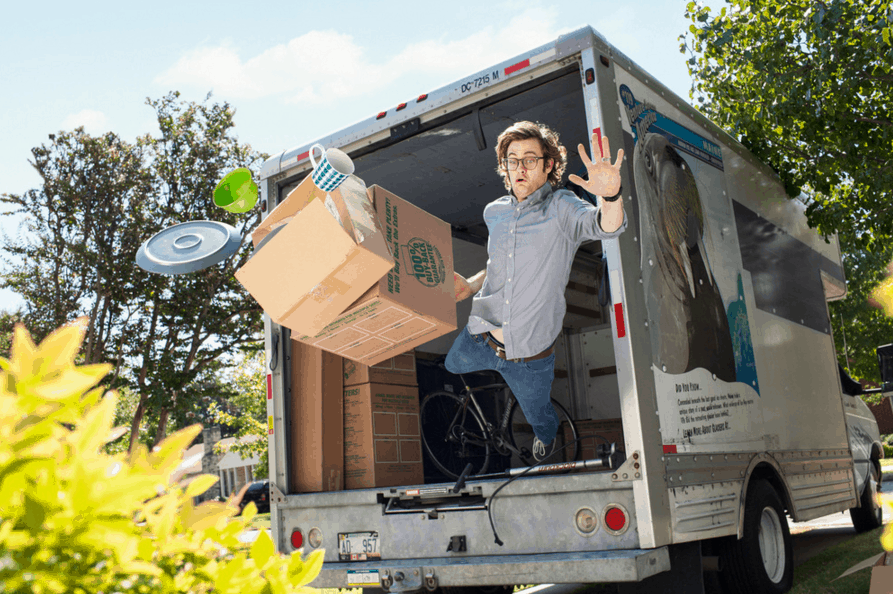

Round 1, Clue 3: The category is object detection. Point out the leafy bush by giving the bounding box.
[0,320,322,593]
[884,443,893,459]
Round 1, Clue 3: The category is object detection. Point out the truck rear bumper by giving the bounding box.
[311,548,671,590]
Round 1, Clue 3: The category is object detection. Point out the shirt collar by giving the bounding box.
[511,182,552,208]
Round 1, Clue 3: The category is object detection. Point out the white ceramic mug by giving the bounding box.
[310,144,355,192]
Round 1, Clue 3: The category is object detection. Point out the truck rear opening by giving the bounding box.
[273,62,623,491]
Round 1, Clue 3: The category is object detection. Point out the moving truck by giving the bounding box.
[255,26,884,594]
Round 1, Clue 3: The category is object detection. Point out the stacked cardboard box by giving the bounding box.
[562,418,625,464]
[289,340,344,493]
[343,352,423,489]
[344,352,418,387]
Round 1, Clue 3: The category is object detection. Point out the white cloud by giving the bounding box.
[155,9,563,105]
[62,109,109,134]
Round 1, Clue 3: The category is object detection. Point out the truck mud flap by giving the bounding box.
[311,548,671,590]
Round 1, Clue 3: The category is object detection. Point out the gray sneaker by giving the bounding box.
[533,437,553,462]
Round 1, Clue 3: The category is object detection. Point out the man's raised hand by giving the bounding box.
[568,133,624,198]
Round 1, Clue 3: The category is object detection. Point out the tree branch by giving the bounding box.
[851,116,893,128]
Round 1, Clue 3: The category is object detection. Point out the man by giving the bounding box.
[447,121,626,462]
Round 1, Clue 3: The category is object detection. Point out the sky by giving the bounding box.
[0,0,697,313]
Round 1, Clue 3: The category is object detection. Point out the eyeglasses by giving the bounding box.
[503,156,546,171]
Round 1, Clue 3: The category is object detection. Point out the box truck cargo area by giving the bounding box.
[255,27,883,594]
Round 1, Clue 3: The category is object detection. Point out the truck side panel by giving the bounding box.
[605,45,857,535]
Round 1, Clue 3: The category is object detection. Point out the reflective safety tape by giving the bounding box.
[610,268,626,338]
[505,48,556,76]
[614,303,626,338]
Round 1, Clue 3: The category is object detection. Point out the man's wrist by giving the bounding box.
[601,184,622,202]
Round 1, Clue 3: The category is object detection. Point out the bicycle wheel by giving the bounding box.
[420,391,491,480]
[508,398,579,467]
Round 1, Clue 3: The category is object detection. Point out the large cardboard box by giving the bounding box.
[562,418,625,463]
[343,352,418,387]
[290,340,344,493]
[293,186,457,366]
[235,175,395,336]
[344,383,423,489]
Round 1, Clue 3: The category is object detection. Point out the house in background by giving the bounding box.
[175,426,262,502]
[217,434,262,498]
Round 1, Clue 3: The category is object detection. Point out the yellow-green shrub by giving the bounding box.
[0,320,323,593]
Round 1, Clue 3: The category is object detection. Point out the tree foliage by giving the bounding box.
[0,320,322,593]
[0,309,24,356]
[0,92,267,452]
[681,0,893,247]
[210,347,269,479]
[829,238,893,389]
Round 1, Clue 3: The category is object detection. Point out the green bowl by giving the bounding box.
[214,168,258,214]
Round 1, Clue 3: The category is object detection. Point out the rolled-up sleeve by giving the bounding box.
[554,190,628,244]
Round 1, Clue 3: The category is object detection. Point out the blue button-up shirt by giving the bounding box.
[467,182,627,359]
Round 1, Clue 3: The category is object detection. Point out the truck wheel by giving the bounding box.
[850,461,883,533]
[717,479,793,594]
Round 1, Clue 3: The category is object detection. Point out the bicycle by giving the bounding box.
[419,358,579,480]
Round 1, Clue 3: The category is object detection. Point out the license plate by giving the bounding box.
[338,531,381,561]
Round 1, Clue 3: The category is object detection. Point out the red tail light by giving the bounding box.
[291,529,303,549]
[603,504,629,535]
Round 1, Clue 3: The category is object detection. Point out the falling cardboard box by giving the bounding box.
[343,382,423,489]
[292,185,457,366]
[562,418,625,464]
[235,175,395,336]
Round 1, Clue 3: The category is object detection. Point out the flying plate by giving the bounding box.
[136,220,241,275]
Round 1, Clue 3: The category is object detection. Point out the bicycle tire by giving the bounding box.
[507,398,579,466]
[420,391,491,480]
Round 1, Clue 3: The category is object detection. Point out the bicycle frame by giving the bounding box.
[454,376,523,457]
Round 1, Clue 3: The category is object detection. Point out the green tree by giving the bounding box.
[210,346,269,478]
[0,128,151,371]
[829,238,893,390]
[127,92,266,451]
[681,0,893,247]
[0,92,267,452]
[0,309,24,356]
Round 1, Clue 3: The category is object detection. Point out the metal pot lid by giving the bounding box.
[136,220,241,275]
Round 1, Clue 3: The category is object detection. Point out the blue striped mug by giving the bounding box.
[310,144,355,192]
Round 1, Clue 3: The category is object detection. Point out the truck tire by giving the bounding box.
[850,461,883,533]
[717,479,793,594]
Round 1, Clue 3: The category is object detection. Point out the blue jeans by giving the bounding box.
[444,327,559,443]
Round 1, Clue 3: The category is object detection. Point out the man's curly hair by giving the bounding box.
[495,121,568,191]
